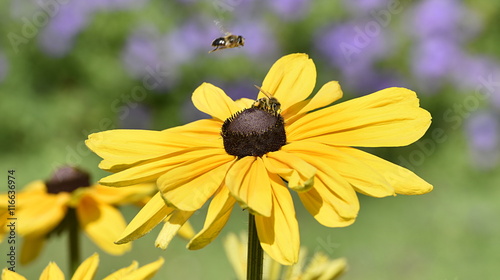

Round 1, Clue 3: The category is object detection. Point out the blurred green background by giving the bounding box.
[1,0,500,279]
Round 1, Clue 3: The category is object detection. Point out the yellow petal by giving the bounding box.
[17,193,69,236]
[167,118,222,137]
[286,145,360,224]
[188,187,236,250]
[86,119,222,172]
[1,269,27,280]
[158,153,234,211]
[97,160,168,187]
[223,233,247,280]
[116,193,174,244]
[155,210,194,250]
[102,261,138,280]
[284,248,309,279]
[71,253,99,280]
[121,257,164,280]
[91,183,155,205]
[99,147,226,187]
[336,147,433,195]
[20,236,46,265]
[226,157,273,217]
[284,81,343,122]
[77,196,131,255]
[255,175,299,265]
[284,142,394,197]
[20,180,46,192]
[298,187,356,228]
[39,262,64,280]
[287,87,432,147]
[192,82,240,121]
[261,53,316,111]
[86,130,182,172]
[298,81,343,113]
[264,151,316,192]
[0,180,45,209]
[234,98,255,109]
[301,254,347,279]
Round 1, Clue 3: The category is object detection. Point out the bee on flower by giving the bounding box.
[86,53,433,265]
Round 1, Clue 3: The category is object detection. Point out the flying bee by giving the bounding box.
[209,20,245,53]
[252,85,281,113]
[209,33,245,53]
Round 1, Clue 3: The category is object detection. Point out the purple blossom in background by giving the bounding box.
[466,111,500,169]
[407,0,487,94]
[123,18,224,92]
[232,20,279,59]
[315,21,396,93]
[411,37,462,92]
[315,21,391,69]
[341,62,406,95]
[122,26,162,77]
[122,26,176,91]
[162,19,217,66]
[38,0,149,56]
[86,0,148,11]
[450,55,500,108]
[38,1,91,56]
[409,0,482,43]
[467,112,499,151]
[410,0,463,40]
[267,0,310,21]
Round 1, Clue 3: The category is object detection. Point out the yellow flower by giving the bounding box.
[0,253,164,280]
[224,232,346,280]
[86,53,432,265]
[0,167,155,264]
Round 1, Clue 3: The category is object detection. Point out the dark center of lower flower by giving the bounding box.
[221,107,286,157]
[45,166,91,194]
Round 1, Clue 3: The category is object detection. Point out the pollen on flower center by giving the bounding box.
[221,107,286,157]
[46,166,91,194]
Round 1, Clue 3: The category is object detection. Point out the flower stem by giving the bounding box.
[67,208,80,274]
[247,213,263,280]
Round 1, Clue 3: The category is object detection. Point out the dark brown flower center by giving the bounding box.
[45,166,91,194]
[221,106,286,157]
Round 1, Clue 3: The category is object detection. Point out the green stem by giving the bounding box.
[247,213,263,280]
[67,208,80,274]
